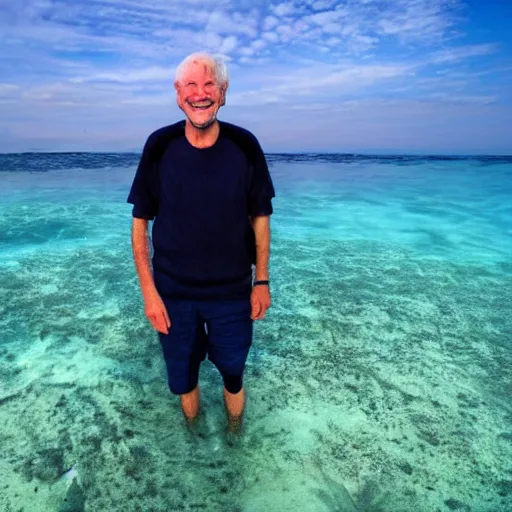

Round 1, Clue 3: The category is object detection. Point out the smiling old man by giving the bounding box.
[127,52,275,435]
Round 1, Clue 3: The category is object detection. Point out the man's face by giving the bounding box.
[175,61,226,130]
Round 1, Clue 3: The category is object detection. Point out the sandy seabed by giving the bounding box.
[1,231,511,512]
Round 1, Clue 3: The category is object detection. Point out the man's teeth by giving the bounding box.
[191,102,213,108]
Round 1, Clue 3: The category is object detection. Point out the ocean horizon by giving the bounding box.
[1,151,511,511]
[3,151,512,156]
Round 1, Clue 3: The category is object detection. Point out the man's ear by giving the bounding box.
[174,81,183,108]
[220,86,227,106]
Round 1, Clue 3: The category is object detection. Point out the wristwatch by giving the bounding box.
[253,280,269,286]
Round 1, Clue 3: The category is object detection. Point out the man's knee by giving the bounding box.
[222,373,243,394]
[168,373,199,395]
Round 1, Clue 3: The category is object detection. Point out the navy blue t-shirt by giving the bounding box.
[127,120,275,300]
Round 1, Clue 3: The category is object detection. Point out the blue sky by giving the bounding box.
[0,0,511,153]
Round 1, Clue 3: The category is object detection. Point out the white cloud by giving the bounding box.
[427,92,496,105]
[376,0,461,43]
[251,40,266,51]
[304,64,410,90]
[71,67,173,84]
[228,89,281,106]
[231,11,259,38]
[21,82,82,103]
[219,35,239,54]
[305,9,347,26]
[228,62,411,106]
[262,31,279,43]
[347,33,379,53]
[0,84,20,94]
[325,37,341,47]
[206,11,256,37]
[430,44,498,64]
[239,47,255,57]
[262,15,279,30]
[276,24,295,39]
[311,0,334,10]
[201,31,223,50]
[324,22,342,34]
[293,19,309,33]
[270,2,297,17]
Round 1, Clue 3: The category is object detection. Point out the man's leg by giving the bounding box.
[223,386,245,433]
[180,325,208,423]
[158,300,207,424]
[181,385,200,423]
[202,300,253,434]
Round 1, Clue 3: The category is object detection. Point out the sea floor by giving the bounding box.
[0,156,511,511]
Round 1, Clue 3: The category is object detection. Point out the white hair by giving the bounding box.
[174,52,229,88]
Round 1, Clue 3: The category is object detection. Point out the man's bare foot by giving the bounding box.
[184,411,208,440]
[225,413,244,448]
[223,387,245,445]
[228,414,243,435]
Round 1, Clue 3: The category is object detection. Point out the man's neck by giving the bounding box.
[185,120,220,149]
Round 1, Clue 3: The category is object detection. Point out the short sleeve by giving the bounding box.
[127,134,159,220]
[248,137,275,217]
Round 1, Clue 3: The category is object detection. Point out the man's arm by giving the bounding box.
[131,218,157,296]
[131,218,170,333]
[251,215,271,320]
[252,215,270,281]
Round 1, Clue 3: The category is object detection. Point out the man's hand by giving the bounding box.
[144,292,171,334]
[251,285,271,320]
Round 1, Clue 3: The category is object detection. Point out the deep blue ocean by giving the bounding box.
[0,152,511,512]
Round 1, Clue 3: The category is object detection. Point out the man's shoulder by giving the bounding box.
[146,121,186,148]
[219,121,262,152]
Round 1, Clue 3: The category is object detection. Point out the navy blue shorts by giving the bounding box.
[158,299,253,395]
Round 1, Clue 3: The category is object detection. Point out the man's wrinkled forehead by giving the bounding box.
[182,60,216,81]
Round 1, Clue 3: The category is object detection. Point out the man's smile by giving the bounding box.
[189,100,214,109]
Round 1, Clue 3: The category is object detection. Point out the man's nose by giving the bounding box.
[195,84,208,97]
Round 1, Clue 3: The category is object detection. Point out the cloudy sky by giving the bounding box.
[0,0,511,153]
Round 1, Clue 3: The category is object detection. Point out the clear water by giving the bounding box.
[0,152,511,511]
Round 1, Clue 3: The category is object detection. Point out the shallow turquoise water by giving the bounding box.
[0,153,511,511]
